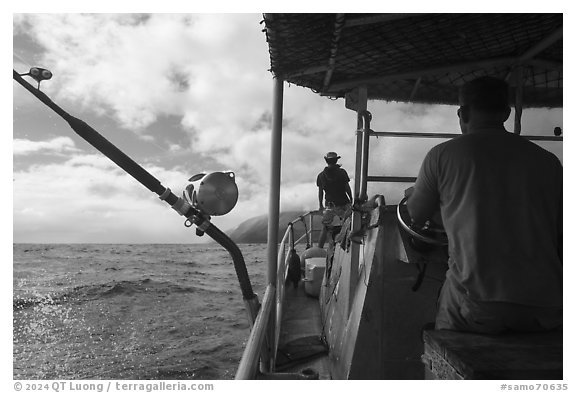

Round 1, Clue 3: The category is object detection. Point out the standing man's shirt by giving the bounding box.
[317,165,351,207]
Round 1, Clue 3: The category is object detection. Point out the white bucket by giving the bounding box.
[304,257,326,298]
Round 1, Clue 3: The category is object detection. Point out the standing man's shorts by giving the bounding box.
[322,203,351,226]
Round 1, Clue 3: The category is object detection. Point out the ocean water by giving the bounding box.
[13,243,268,380]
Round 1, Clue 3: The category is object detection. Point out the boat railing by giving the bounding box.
[363,130,563,184]
[236,211,321,379]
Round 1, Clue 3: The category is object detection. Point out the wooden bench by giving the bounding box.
[422,329,563,380]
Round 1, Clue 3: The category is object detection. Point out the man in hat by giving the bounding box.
[317,152,353,248]
[407,76,562,334]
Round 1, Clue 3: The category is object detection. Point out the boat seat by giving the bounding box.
[422,329,563,380]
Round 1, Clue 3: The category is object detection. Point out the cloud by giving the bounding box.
[13,13,564,244]
[13,15,437,179]
[13,14,357,183]
[11,145,305,243]
[13,136,80,155]
[13,152,194,243]
[15,14,270,134]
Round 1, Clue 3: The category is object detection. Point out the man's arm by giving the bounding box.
[318,187,324,210]
[406,187,438,226]
[406,150,440,226]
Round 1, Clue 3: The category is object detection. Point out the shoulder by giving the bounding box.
[426,134,484,160]
[428,135,462,154]
[418,136,468,175]
[506,133,562,164]
[422,138,455,162]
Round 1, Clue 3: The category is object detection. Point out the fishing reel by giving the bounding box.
[396,196,448,251]
[184,171,239,217]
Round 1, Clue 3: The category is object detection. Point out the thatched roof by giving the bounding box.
[262,14,562,108]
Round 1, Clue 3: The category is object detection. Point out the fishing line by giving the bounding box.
[13,52,33,69]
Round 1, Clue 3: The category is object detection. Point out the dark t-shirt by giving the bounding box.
[413,131,562,307]
[317,165,350,206]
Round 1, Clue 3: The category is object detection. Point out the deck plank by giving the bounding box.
[275,282,331,379]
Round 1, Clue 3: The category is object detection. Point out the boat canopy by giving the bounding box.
[262,14,562,108]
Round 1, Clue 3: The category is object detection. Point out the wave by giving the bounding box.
[13,243,268,380]
[75,279,207,299]
[13,294,69,311]
[13,279,215,311]
[153,363,220,380]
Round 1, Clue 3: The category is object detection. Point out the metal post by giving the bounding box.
[358,111,371,202]
[353,126,363,198]
[352,86,368,199]
[309,213,314,247]
[350,86,368,316]
[264,76,284,372]
[267,76,284,285]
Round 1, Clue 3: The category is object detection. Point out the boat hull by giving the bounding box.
[320,206,448,379]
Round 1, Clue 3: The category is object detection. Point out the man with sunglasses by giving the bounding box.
[407,76,562,334]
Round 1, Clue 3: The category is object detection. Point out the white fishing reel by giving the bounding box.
[184,171,239,216]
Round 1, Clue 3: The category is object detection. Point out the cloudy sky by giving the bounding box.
[12,13,563,244]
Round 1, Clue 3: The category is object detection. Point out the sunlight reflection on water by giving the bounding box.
[13,243,267,380]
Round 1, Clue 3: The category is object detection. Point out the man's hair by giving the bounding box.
[325,157,339,165]
[459,76,510,113]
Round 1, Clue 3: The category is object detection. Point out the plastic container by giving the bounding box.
[300,246,327,270]
[304,257,326,298]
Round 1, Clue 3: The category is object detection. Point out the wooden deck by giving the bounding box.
[422,329,563,380]
[274,282,331,379]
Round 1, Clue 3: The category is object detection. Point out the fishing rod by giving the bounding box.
[13,68,259,321]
